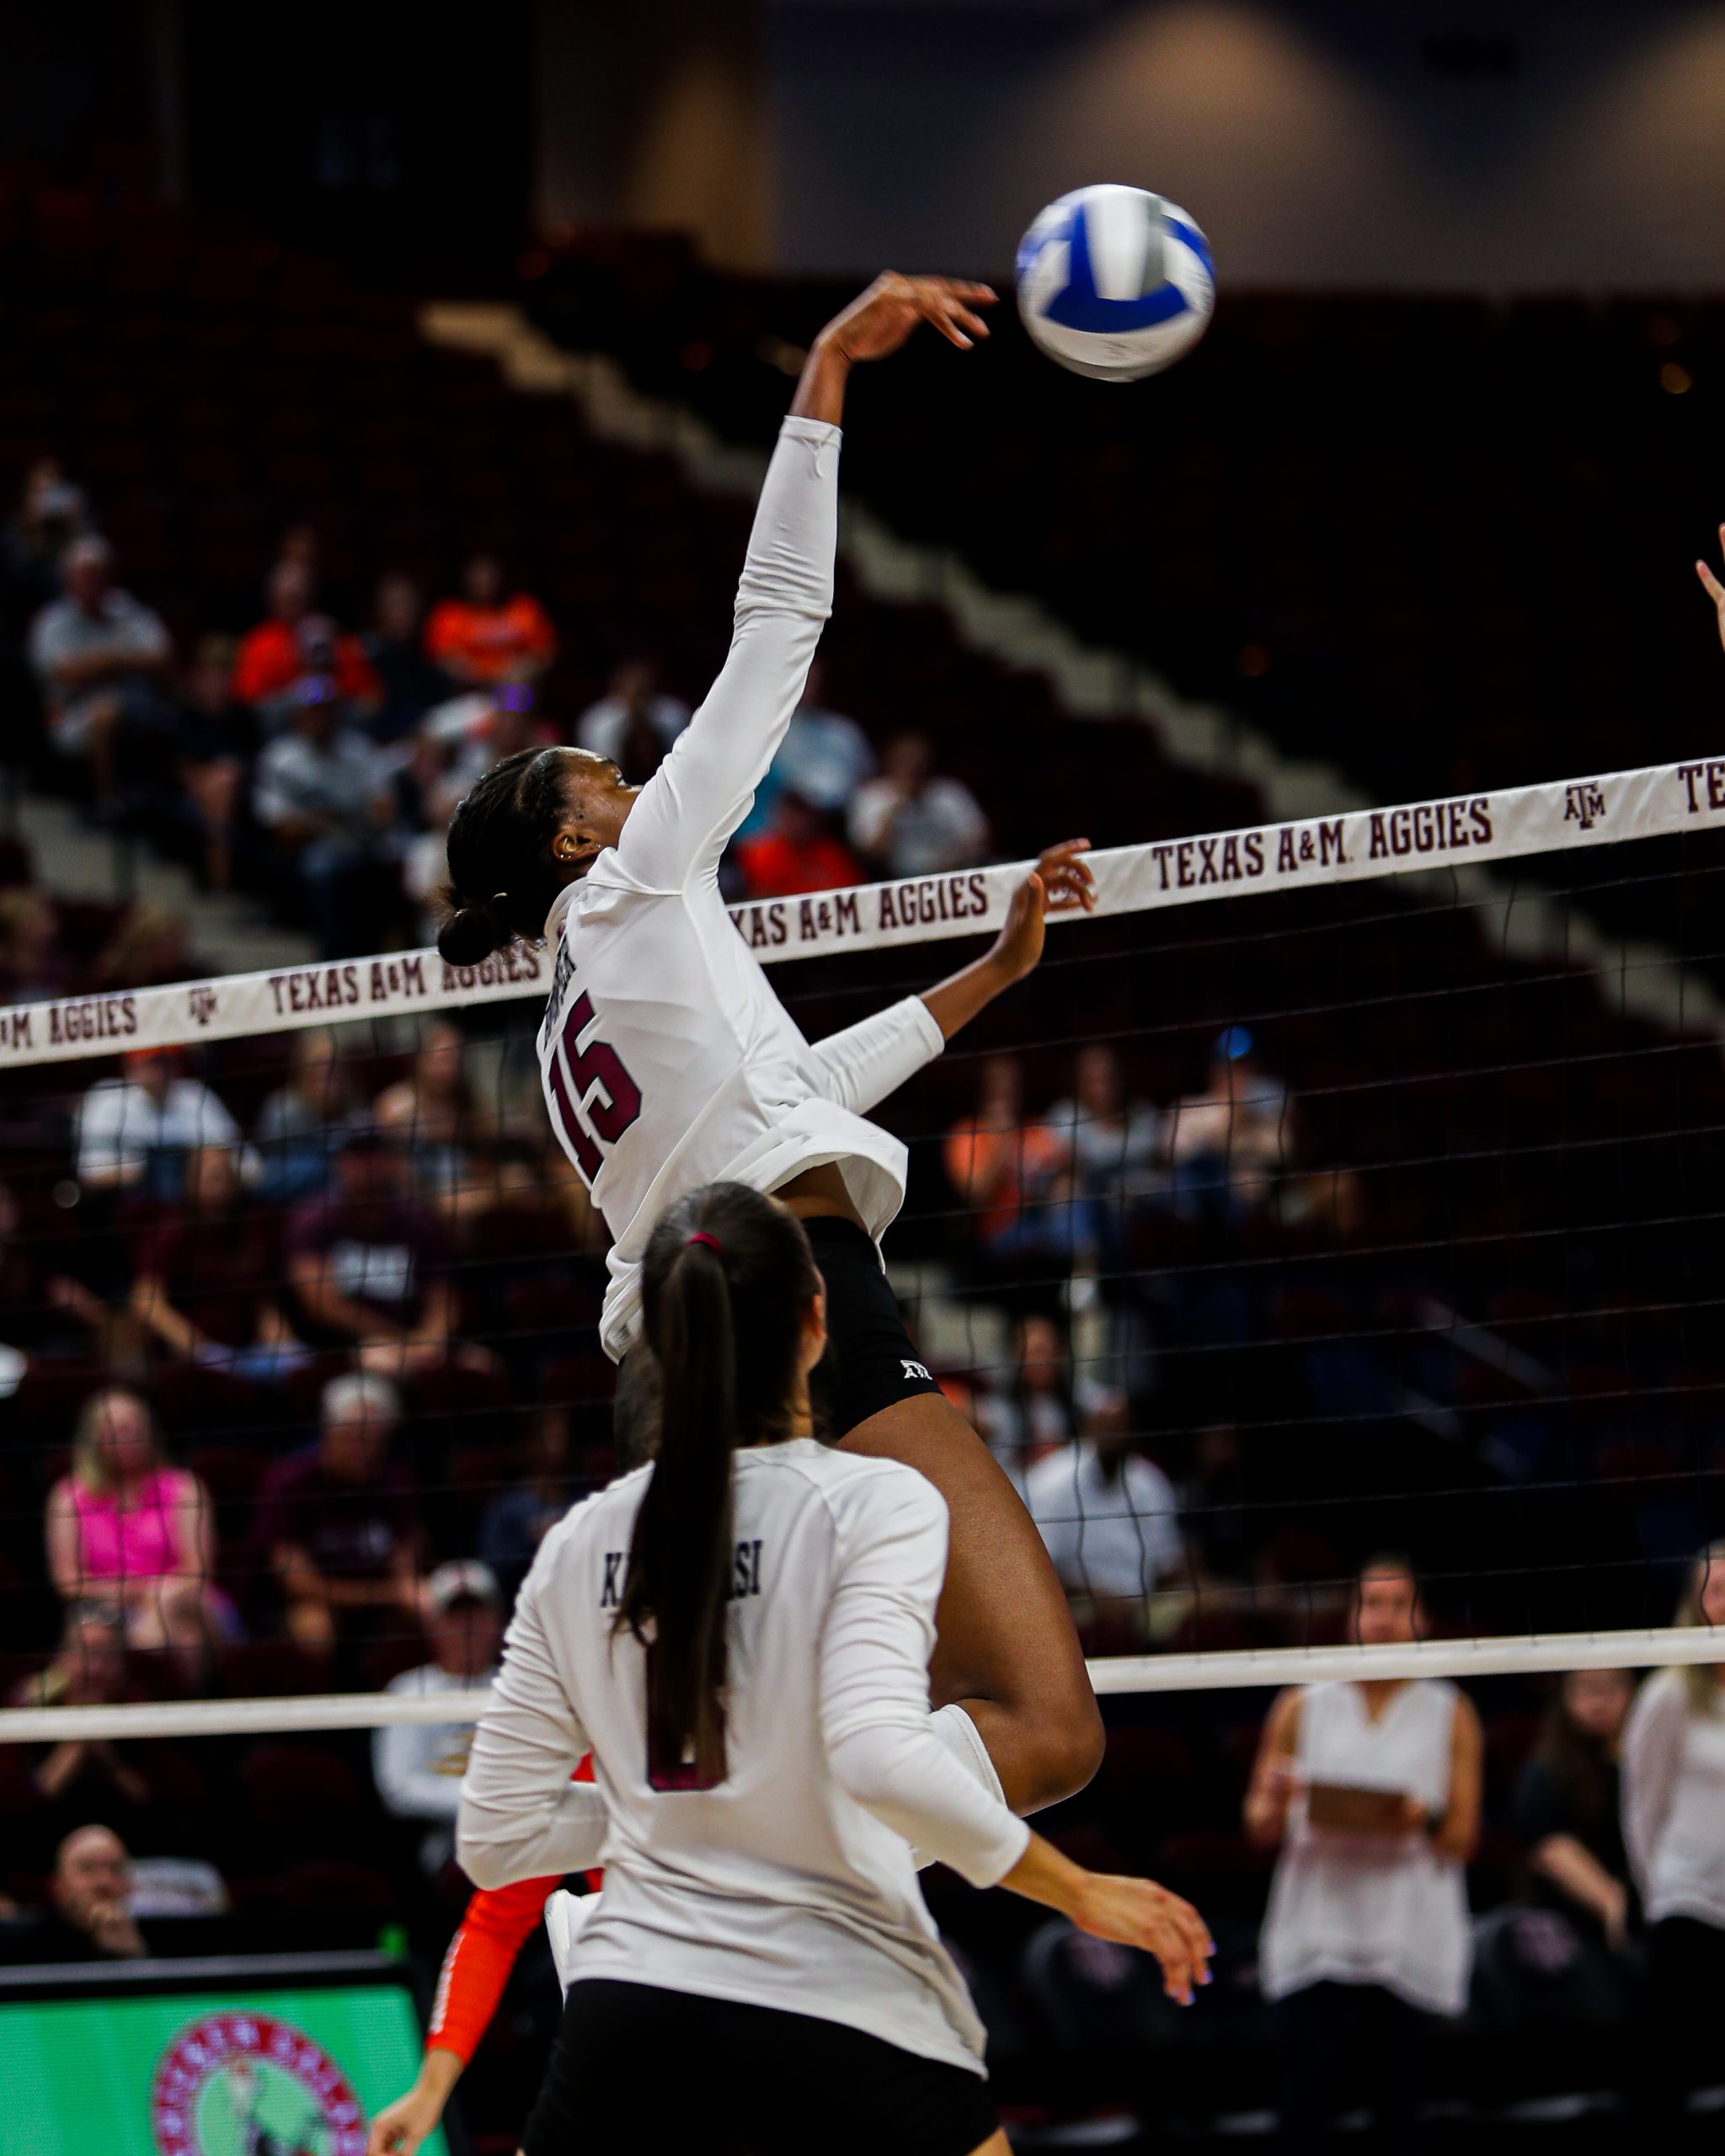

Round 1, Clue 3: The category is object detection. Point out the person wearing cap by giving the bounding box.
[373,1561,503,1874]
[75,1047,252,1201]
[1165,1026,1295,1219]
[28,533,172,808]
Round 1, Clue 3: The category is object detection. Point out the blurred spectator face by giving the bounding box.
[121,1046,181,1102]
[1354,1563,1421,1646]
[430,1595,501,1679]
[977,1054,1023,1127]
[374,574,421,642]
[1696,1553,1725,1629]
[86,1390,156,1486]
[61,1609,126,1701]
[1560,1666,1632,1744]
[184,638,237,714]
[269,559,313,624]
[1075,1043,1122,1119]
[0,889,56,969]
[773,792,822,845]
[415,1022,464,1101]
[1014,1315,1066,1396]
[291,684,340,744]
[321,1393,395,1481]
[609,659,659,712]
[1080,1385,1132,1459]
[883,734,933,793]
[462,555,504,607]
[52,1827,131,1930]
[185,1144,241,1215]
[291,1027,348,1110]
[64,537,112,611]
[278,523,320,574]
[524,1406,570,1481]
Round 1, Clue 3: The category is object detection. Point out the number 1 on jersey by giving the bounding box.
[547,991,644,1187]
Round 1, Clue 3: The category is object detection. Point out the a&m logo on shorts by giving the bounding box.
[150,2011,366,2156]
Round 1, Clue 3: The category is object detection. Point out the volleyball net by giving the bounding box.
[3,750,1724,1746]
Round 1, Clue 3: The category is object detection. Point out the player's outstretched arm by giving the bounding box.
[791,274,996,427]
[919,840,1096,1042]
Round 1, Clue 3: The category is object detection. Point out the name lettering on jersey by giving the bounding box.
[601,1540,764,1609]
[542,937,576,1049]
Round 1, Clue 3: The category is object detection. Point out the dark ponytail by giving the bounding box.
[618,1182,821,1788]
[435,747,578,963]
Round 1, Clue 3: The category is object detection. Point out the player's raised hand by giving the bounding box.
[987,840,1095,985]
[1696,525,1725,652]
[823,274,996,362]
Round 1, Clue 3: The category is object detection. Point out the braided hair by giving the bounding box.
[435,747,576,965]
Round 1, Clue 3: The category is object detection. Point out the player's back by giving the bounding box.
[523,1438,985,2063]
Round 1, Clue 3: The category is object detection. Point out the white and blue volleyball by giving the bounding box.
[1016,184,1214,382]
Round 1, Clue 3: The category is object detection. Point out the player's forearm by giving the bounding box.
[790,334,853,427]
[919,951,1017,1044]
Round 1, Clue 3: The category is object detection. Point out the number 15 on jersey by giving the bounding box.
[546,991,644,1187]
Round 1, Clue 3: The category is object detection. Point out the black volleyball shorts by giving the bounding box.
[522,1977,999,2156]
[611,1214,942,1464]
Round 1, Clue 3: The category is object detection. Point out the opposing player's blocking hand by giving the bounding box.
[793,275,997,424]
[1695,523,1725,652]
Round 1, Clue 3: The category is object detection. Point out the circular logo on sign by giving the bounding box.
[150,2011,366,2156]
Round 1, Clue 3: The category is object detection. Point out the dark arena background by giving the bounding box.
[3,4,1725,2150]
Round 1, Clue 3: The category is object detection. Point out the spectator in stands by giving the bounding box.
[232,559,381,728]
[1247,1557,1482,2156]
[734,789,862,899]
[285,1122,463,1376]
[0,887,73,1003]
[40,1826,148,1961]
[75,1045,248,1199]
[257,1372,422,1659]
[29,534,171,809]
[0,1177,108,1355]
[45,1390,225,1679]
[576,657,690,776]
[12,1609,156,1849]
[1166,1026,1294,1218]
[1622,1542,1725,2122]
[252,683,398,959]
[943,1054,1082,1267]
[254,1027,361,1203]
[848,731,989,879]
[131,1144,307,1381]
[1045,1043,1164,1257]
[363,574,455,742]
[1517,1667,1636,1951]
[91,902,200,994]
[0,460,86,631]
[373,1561,503,1872]
[478,1406,577,1598]
[373,1019,495,1216]
[425,554,556,689]
[1024,1388,1183,1639]
[741,657,876,838]
[143,635,251,890]
[975,1311,1077,1487]
[13,1603,130,1710]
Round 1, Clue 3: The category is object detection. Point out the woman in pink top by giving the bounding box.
[45,1387,223,1678]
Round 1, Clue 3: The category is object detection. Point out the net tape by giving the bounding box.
[2,1627,1720,1742]
[3,753,1719,1068]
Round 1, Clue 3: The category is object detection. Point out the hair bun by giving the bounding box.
[436,899,508,968]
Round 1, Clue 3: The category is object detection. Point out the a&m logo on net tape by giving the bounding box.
[1563,782,1609,831]
[150,2010,366,2156]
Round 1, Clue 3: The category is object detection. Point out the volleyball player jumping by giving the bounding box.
[436,274,1103,1816]
[452,1182,1210,2156]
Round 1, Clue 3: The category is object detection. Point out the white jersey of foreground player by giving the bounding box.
[457,1438,1030,2074]
[535,417,944,1361]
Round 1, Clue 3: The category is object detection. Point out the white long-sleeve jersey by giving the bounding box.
[457,1439,1030,2073]
[535,417,945,1359]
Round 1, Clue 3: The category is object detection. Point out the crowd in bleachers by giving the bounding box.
[3,181,1725,2143]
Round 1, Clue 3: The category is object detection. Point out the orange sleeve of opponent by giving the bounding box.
[425,1756,601,2065]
